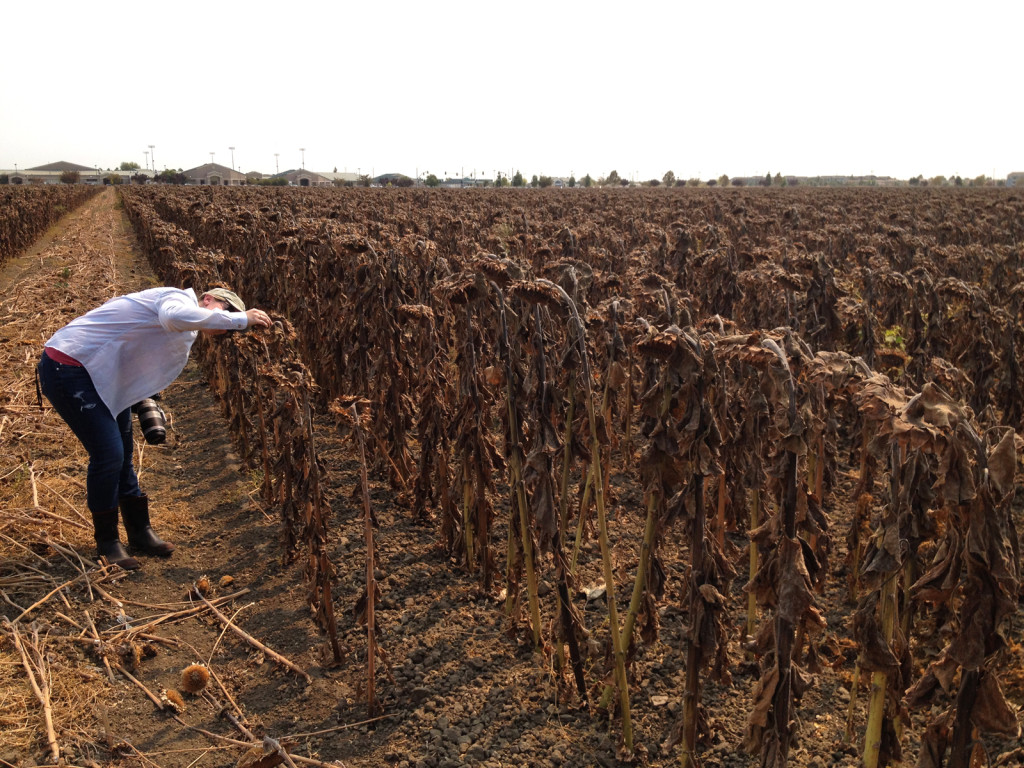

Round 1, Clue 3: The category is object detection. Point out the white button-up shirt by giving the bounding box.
[46,287,249,416]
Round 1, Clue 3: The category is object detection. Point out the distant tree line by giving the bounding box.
[21,157,1006,189]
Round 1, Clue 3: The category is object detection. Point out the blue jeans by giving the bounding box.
[37,353,141,513]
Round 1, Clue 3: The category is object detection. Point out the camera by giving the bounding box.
[134,398,167,445]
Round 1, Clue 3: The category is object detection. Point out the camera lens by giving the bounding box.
[135,398,167,445]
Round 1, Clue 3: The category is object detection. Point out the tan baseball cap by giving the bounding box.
[203,288,246,313]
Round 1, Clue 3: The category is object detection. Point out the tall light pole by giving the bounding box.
[229,146,235,170]
[274,153,279,174]
[144,151,149,170]
[148,145,155,170]
[299,148,306,169]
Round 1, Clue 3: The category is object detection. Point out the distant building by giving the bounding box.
[319,171,359,185]
[2,161,146,185]
[440,176,489,188]
[182,163,248,186]
[270,169,333,187]
[1007,172,1024,187]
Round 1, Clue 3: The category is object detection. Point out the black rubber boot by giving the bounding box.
[91,509,141,570]
[120,494,175,556]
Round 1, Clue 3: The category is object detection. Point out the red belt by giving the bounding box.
[44,347,83,367]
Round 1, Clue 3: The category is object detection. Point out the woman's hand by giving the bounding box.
[246,308,272,329]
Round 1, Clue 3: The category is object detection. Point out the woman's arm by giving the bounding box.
[158,293,249,332]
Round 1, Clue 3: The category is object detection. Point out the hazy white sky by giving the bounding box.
[3,1,1020,181]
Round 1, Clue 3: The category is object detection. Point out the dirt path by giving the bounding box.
[0,190,330,767]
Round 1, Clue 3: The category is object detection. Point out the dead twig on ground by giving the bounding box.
[285,712,400,738]
[10,506,91,531]
[202,688,257,741]
[59,472,86,491]
[84,610,117,684]
[0,530,53,564]
[174,721,347,768]
[98,588,252,635]
[1,590,27,614]
[112,662,166,711]
[115,739,166,768]
[54,611,83,630]
[12,571,102,624]
[208,602,254,663]
[195,588,312,683]
[28,461,40,508]
[3,618,60,763]
[39,532,101,575]
[35,477,91,526]
[137,632,179,647]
